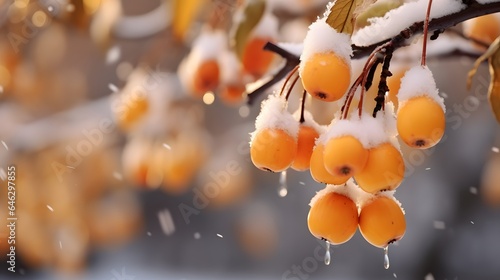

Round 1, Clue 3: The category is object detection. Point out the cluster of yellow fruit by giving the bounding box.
[250,94,323,173]
[122,130,210,194]
[177,12,279,105]
[0,146,141,272]
[249,17,447,263]
[308,181,405,250]
[111,69,211,193]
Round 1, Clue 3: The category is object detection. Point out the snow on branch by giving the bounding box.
[353,1,500,58]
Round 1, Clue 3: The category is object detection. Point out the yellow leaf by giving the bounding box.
[468,37,500,123]
[172,0,207,41]
[355,0,404,29]
[90,0,122,50]
[326,0,364,35]
[467,37,500,89]
[488,38,500,123]
[231,0,266,60]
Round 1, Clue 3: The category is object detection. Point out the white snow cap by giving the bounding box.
[191,29,228,61]
[322,111,392,148]
[309,179,364,207]
[352,0,466,46]
[358,190,405,215]
[177,29,227,93]
[397,65,445,111]
[293,109,326,134]
[251,94,300,141]
[300,18,353,75]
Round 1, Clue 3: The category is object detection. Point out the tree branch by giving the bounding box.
[246,2,500,104]
[352,1,500,58]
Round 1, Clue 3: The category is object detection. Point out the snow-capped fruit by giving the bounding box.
[122,137,156,188]
[359,195,406,248]
[161,134,208,195]
[323,135,368,178]
[355,143,405,193]
[250,128,297,172]
[397,96,445,149]
[308,192,358,245]
[192,59,220,96]
[291,125,320,171]
[115,93,149,131]
[310,144,349,185]
[242,37,275,78]
[301,52,351,102]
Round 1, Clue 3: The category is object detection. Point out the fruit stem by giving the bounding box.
[341,74,363,119]
[279,65,299,97]
[421,0,434,66]
[300,89,307,123]
[285,74,301,101]
[343,45,386,120]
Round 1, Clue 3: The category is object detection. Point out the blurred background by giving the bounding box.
[0,0,500,279]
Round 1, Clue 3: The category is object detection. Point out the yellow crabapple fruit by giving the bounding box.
[355,143,405,193]
[323,135,369,179]
[307,192,358,245]
[309,144,349,185]
[359,195,406,248]
[301,52,351,102]
[242,37,275,78]
[397,96,445,149]
[291,125,320,171]
[250,128,297,172]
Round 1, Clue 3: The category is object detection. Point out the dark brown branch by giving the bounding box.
[373,48,393,118]
[247,2,500,104]
[365,56,383,91]
[352,2,500,58]
[246,42,300,105]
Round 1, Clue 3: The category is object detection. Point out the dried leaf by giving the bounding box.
[89,0,122,50]
[172,0,207,41]
[326,0,363,35]
[468,37,500,123]
[488,39,500,123]
[231,0,266,60]
[355,0,404,29]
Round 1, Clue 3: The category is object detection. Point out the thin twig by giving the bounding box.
[422,0,434,66]
[246,42,300,105]
[279,65,299,96]
[285,74,301,101]
[300,90,307,123]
